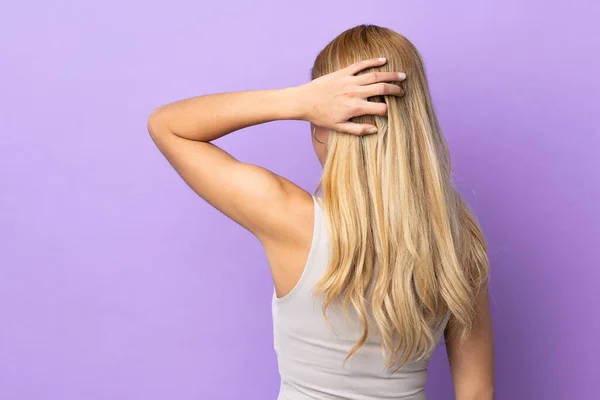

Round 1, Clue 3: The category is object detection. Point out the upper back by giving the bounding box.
[271,195,450,400]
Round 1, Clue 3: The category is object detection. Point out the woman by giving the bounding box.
[148,24,494,400]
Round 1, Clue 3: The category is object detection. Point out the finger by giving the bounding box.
[342,57,388,75]
[355,71,407,85]
[355,101,388,117]
[335,122,378,136]
[360,82,404,98]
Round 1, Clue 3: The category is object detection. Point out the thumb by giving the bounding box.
[335,123,378,136]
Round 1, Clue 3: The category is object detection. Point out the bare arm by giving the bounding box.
[146,58,405,241]
[445,288,495,400]
[147,88,305,240]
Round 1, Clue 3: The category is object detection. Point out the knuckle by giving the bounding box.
[363,72,375,84]
[346,99,361,114]
[349,103,362,115]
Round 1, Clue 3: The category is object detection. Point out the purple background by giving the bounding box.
[1,1,598,399]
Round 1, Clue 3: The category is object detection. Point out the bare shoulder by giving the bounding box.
[259,173,315,247]
[259,177,317,299]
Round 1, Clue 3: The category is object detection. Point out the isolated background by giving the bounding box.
[1,1,598,399]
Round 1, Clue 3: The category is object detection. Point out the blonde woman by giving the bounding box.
[148,24,494,400]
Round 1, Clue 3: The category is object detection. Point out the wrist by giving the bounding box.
[276,86,310,121]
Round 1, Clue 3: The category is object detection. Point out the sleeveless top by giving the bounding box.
[272,195,451,400]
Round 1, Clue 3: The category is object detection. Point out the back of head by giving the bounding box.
[311,25,490,371]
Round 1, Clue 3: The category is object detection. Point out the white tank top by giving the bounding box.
[272,195,451,400]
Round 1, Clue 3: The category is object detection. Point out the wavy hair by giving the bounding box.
[311,24,490,371]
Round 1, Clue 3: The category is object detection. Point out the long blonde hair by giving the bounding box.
[311,24,490,371]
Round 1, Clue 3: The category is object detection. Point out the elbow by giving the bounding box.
[147,107,168,139]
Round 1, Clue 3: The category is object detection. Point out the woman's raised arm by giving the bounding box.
[146,58,405,241]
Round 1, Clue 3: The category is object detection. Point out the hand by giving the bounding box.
[295,57,406,135]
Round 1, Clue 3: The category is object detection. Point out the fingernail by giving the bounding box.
[378,57,386,62]
[368,127,378,134]
[398,72,407,80]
